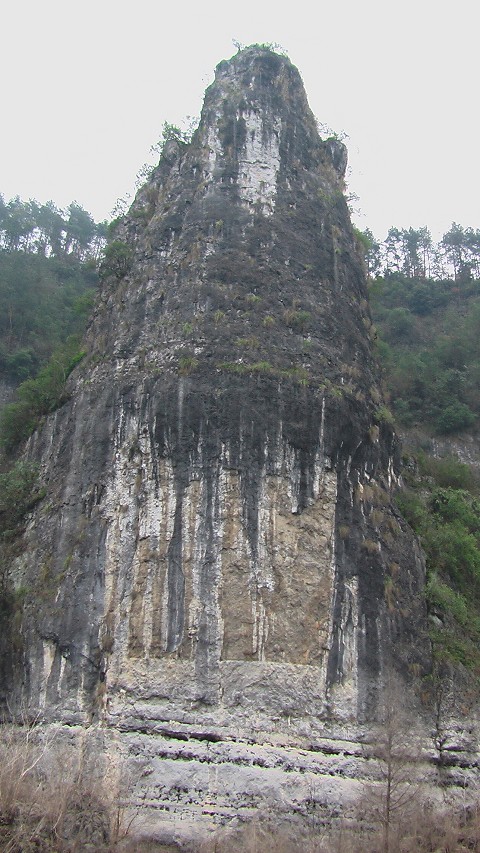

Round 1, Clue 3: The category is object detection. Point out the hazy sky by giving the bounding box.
[1,0,478,241]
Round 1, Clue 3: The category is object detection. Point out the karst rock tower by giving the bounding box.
[5,46,429,836]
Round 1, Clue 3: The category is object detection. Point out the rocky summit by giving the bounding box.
[5,46,435,840]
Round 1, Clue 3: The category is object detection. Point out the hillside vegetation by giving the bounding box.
[0,195,102,451]
[370,273,480,435]
[367,224,480,678]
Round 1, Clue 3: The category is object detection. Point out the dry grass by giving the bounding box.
[1,720,480,852]
[0,718,127,852]
[194,806,480,853]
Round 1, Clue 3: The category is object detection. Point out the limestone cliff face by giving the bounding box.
[7,47,428,745]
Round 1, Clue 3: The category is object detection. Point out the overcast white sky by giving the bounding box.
[1,0,478,241]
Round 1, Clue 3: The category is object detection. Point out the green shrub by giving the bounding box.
[429,625,480,671]
[1,348,37,382]
[99,240,133,280]
[385,307,416,341]
[434,402,476,434]
[283,308,311,332]
[374,405,395,425]
[0,251,97,385]
[217,361,275,377]
[217,361,247,374]
[423,522,480,587]
[281,366,309,385]
[417,452,475,491]
[395,489,427,531]
[370,273,480,433]
[0,401,38,453]
[397,457,480,672]
[178,355,198,375]
[0,339,85,452]
[236,336,259,348]
[392,399,415,426]
[250,361,274,374]
[0,461,44,539]
[428,488,480,533]
[427,573,475,629]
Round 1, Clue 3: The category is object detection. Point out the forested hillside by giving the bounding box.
[366,224,480,679]
[0,195,103,450]
[0,195,105,383]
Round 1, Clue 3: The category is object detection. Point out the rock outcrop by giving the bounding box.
[4,46,433,839]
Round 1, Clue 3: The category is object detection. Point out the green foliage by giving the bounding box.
[249,361,273,373]
[178,355,199,375]
[374,405,395,425]
[429,624,480,671]
[370,272,480,433]
[218,361,249,375]
[0,251,97,383]
[395,489,428,531]
[282,366,309,385]
[236,336,259,348]
[0,337,85,452]
[0,461,44,539]
[0,402,38,454]
[99,240,133,280]
[64,202,96,259]
[428,488,480,531]
[217,360,310,385]
[396,454,480,672]
[283,308,311,332]
[424,521,480,586]
[417,452,475,490]
[218,360,268,375]
[0,193,106,259]
[150,121,192,157]
[252,41,289,56]
[1,349,36,382]
[353,226,371,256]
[433,402,476,434]
[0,460,44,661]
[427,574,472,628]
[385,307,416,341]
[365,221,480,281]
